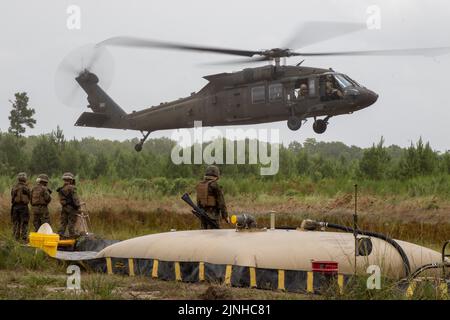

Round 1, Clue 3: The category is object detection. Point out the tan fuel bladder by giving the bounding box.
[96,229,442,279]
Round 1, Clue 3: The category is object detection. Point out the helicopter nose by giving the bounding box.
[367,90,378,105]
[357,89,378,108]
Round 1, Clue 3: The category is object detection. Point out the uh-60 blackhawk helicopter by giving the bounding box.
[57,22,450,151]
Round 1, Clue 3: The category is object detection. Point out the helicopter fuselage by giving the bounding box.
[75,64,378,147]
[124,64,377,131]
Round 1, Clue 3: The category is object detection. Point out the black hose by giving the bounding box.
[409,263,440,279]
[409,262,450,280]
[326,223,411,277]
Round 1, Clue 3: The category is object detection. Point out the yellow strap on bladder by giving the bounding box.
[224,265,232,285]
[338,274,344,294]
[406,281,416,298]
[278,270,285,291]
[128,259,135,277]
[175,262,182,281]
[106,257,112,275]
[152,259,159,278]
[307,271,314,293]
[439,282,448,299]
[249,267,257,288]
[199,262,205,281]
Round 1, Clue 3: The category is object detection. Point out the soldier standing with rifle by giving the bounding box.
[31,174,52,231]
[10,172,31,241]
[195,165,229,229]
[57,172,80,238]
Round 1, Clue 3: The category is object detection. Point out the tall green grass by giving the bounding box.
[2,174,449,199]
[0,236,64,272]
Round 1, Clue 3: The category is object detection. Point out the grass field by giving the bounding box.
[0,176,449,300]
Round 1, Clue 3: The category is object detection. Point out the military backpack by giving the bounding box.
[196,180,217,207]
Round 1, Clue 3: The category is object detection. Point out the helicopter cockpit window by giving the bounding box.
[319,74,344,101]
[269,84,283,102]
[252,86,266,104]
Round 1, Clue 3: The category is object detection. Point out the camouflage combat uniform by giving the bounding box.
[31,174,52,231]
[10,173,31,241]
[57,173,80,238]
[196,166,228,229]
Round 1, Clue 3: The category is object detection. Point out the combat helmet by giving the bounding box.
[37,174,49,184]
[62,172,74,181]
[205,165,220,178]
[17,172,27,182]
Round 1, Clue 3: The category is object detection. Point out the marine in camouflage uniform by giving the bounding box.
[196,165,229,229]
[56,172,80,238]
[31,174,52,231]
[10,172,31,241]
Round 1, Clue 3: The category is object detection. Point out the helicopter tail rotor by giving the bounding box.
[73,69,127,130]
[53,45,128,129]
[54,44,115,109]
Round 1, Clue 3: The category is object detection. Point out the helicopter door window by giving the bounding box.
[294,80,309,99]
[308,78,316,96]
[251,86,265,104]
[269,84,283,102]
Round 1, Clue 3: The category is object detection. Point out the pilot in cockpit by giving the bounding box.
[325,75,343,99]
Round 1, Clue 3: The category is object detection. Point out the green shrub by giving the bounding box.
[151,177,172,195]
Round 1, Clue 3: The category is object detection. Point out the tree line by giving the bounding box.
[0,129,448,182]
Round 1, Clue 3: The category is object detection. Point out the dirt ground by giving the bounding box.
[0,270,311,300]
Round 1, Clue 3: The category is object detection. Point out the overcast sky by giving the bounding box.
[1,0,449,150]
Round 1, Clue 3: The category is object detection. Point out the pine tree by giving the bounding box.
[359,137,391,180]
[8,92,36,137]
[51,125,66,149]
[398,138,438,178]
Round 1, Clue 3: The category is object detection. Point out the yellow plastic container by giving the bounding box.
[43,241,59,257]
[29,232,60,257]
[29,232,45,248]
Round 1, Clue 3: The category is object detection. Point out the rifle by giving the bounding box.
[181,193,219,229]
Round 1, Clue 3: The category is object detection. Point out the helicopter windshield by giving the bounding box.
[342,74,361,87]
[333,74,353,89]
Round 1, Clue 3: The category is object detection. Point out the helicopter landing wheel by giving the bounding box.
[135,143,143,152]
[135,131,151,152]
[313,119,328,134]
[287,116,302,131]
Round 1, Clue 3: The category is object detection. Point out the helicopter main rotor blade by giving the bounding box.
[201,56,270,66]
[297,46,450,57]
[283,21,367,50]
[98,36,263,58]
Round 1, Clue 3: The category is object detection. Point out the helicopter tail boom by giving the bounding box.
[75,111,116,128]
[74,71,129,129]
